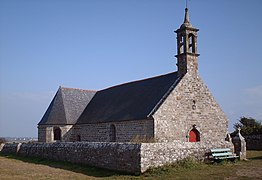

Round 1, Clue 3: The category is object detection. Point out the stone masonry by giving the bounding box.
[153,72,228,143]
[0,140,233,174]
[38,125,73,142]
[73,119,154,142]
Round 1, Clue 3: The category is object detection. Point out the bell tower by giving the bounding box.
[175,7,200,77]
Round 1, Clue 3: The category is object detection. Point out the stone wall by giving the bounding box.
[153,73,228,143]
[0,141,233,173]
[0,143,21,154]
[0,142,141,173]
[73,119,154,142]
[244,134,262,150]
[141,141,233,172]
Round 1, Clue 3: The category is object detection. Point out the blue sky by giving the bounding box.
[0,0,261,137]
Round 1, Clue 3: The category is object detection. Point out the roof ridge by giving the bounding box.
[60,86,97,92]
[99,71,176,91]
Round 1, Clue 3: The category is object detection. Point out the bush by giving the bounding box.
[175,157,200,169]
[231,117,262,136]
[145,157,201,175]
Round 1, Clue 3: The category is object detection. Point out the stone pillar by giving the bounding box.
[0,143,5,152]
[232,127,246,160]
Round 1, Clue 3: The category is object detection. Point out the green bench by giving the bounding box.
[210,148,238,161]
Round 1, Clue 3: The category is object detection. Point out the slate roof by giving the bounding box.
[76,72,180,124]
[38,87,96,125]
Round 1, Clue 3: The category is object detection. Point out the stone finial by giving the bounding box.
[180,8,192,28]
[237,127,245,141]
[237,127,241,132]
[184,8,190,24]
[232,127,247,160]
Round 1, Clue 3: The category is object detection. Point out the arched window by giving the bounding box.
[54,127,61,141]
[109,124,116,142]
[76,135,81,142]
[189,128,200,142]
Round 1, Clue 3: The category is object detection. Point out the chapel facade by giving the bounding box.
[38,8,229,145]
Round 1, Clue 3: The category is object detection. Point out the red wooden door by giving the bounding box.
[189,130,197,142]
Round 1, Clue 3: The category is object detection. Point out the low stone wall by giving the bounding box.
[0,143,22,154]
[141,141,233,172]
[244,135,262,150]
[0,142,141,173]
[0,141,233,173]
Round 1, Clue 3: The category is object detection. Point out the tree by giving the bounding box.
[232,117,262,136]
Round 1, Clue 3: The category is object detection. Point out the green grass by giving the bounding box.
[143,151,262,179]
[0,151,262,179]
[0,154,130,178]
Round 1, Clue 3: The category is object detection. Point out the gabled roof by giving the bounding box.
[38,87,96,125]
[76,72,180,124]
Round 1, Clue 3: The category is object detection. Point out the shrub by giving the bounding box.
[231,117,262,136]
[176,157,199,168]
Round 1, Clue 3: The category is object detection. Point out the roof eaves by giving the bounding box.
[76,116,154,125]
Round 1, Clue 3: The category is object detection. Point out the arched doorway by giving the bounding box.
[54,127,61,141]
[189,129,200,142]
[109,124,116,142]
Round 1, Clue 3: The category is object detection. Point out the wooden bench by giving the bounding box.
[210,148,238,161]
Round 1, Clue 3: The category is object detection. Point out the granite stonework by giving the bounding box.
[153,72,228,143]
[0,143,21,154]
[0,142,141,173]
[0,141,233,173]
[73,119,154,142]
[140,141,233,172]
[38,125,73,142]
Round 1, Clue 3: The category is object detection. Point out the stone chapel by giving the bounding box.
[38,7,229,145]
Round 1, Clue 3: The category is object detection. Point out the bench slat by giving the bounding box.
[210,148,238,161]
[212,152,233,157]
[215,155,238,160]
[210,148,231,153]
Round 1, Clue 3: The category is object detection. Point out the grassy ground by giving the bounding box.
[0,151,261,179]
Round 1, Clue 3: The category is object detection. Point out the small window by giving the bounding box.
[77,135,81,141]
[109,124,116,142]
[54,127,61,141]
